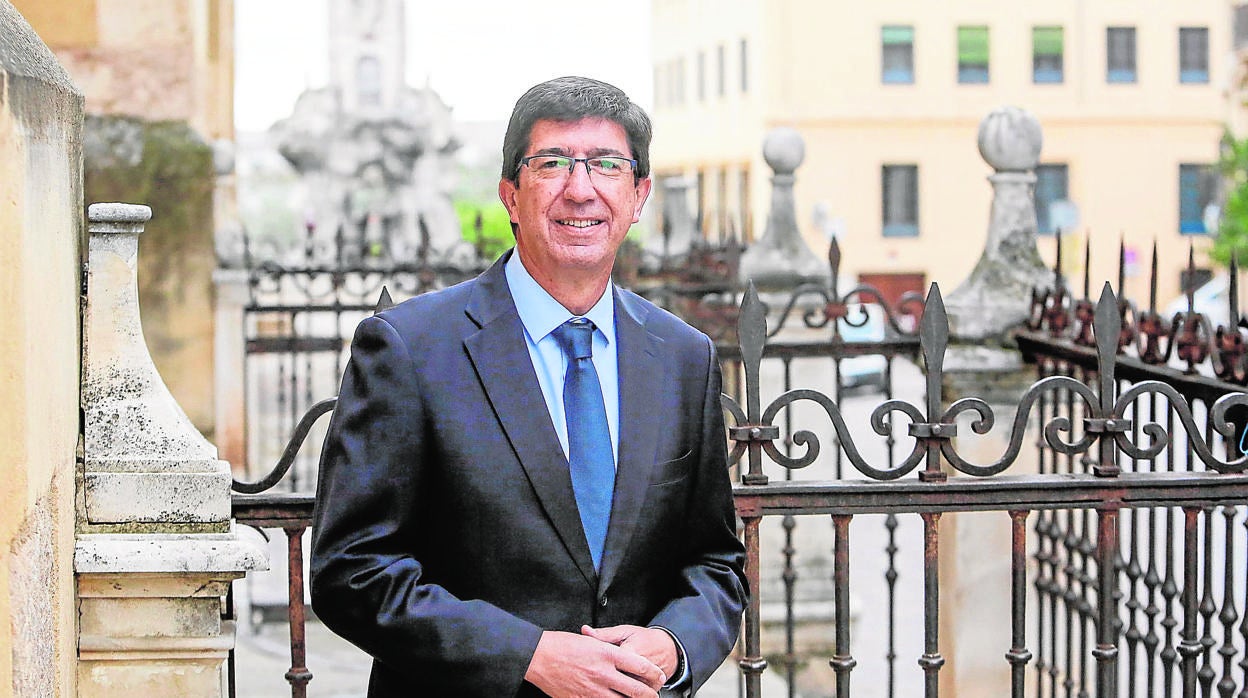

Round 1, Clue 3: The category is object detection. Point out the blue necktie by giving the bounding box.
[552,318,615,571]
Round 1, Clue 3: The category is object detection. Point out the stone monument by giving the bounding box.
[738,127,829,289]
[270,0,471,266]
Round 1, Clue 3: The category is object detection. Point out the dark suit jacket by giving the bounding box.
[309,252,747,697]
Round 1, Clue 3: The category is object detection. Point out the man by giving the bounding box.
[310,76,747,697]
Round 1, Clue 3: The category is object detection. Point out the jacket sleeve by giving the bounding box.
[648,335,748,690]
[309,314,543,696]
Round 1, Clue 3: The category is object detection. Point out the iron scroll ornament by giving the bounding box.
[722,282,1248,485]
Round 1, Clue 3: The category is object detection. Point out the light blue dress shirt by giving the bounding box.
[505,252,620,466]
[504,251,691,693]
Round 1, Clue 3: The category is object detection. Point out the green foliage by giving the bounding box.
[455,200,515,260]
[1212,131,1248,267]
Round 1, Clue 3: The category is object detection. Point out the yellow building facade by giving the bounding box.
[651,0,1230,308]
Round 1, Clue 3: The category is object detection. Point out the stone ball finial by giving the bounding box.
[762,127,805,175]
[977,106,1042,172]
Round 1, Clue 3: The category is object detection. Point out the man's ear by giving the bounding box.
[498,178,520,224]
[631,176,653,223]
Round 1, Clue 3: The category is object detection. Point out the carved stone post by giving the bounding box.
[943,106,1051,399]
[645,175,697,262]
[76,203,266,697]
[936,107,1050,698]
[738,128,828,290]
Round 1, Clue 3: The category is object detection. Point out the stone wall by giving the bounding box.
[0,2,85,694]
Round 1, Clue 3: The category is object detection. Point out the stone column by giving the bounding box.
[943,105,1050,394]
[213,268,250,477]
[76,203,266,698]
[645,175,697,262]
[936,107,1051,698]
[738,128,828,290]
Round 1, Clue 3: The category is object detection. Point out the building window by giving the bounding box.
[882,165,919,237]
[882,25,915,84]
[1033,26,1064,84]
[653,65,662,108]
[697,51,706,101]
[717,44,726,96]
[676,57,686,105]
[1237,4,1248,51]
[740,38,748,92]
[957,26,989,84]
[1179,27,1209,84]
[1034,164,1069,234]
[1179,164,1216,234]
[1107,27,1137,83]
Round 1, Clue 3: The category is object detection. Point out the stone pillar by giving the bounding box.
[76,203,266,698]
[738,128,828,290]
[943,105,1050,388]
[0,3,84,694]
[645,175,697,262]
[213,268,249,477]
[936,107,1050,698]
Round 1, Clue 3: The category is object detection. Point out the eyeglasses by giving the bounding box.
[518,155,638,182]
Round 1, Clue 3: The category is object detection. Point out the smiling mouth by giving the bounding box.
[556,219,604,228]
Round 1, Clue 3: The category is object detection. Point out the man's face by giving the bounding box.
[498,117,652,285]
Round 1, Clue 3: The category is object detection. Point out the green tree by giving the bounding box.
[1212,131,1248,266]
[454,200,515,260]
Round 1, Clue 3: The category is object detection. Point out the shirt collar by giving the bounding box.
[504,250,615,344]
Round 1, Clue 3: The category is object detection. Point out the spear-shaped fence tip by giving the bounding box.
[1186,243,1197,313]
[828,237,841,291]
[920,283,948,372]
[739,282,767,370]
[1149,240,1159,312]
[374,286,394,315]
[1231,253,1240,327]
[1094,282,1121,406]
[1054,228,1064,290]
[1083,234,1092,298]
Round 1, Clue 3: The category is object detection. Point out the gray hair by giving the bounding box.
[501,76,653,184]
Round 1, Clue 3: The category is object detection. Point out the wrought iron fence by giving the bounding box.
[235,221,488,490]
[228,230,1248,697]
[726,278,1248,698]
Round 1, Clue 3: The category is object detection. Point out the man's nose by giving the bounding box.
[562,162,597,201]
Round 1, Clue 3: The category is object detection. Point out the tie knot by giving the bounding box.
[552,319,595,360]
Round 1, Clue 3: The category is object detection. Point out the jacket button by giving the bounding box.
[599,596,608,608]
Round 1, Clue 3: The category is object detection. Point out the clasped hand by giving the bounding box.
[524,624,678,698]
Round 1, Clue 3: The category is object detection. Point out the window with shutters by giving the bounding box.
[1033,26,1063,84]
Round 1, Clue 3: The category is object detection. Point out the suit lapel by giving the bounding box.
[463,256,598,588]
[598,289,664,591]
